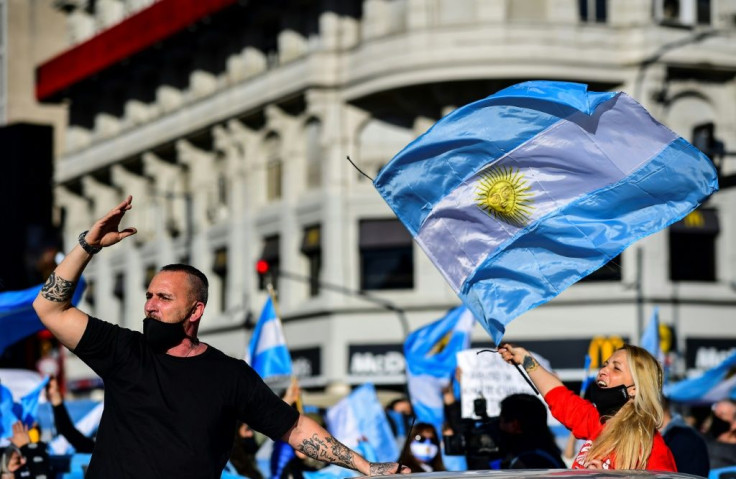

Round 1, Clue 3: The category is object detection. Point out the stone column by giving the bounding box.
[142,152,187,265]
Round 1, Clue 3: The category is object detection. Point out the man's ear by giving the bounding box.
[189,302,205,322]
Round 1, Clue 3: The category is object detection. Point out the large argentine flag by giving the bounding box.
[245,297,292,379]
[404,306,474,433]
[374,81,718,344]
[664,350,736,404]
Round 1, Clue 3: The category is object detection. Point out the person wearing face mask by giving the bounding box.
[705,399,736,470]
[398,423,446,472]
[32,196,410,479]
[499,343,676,471]
[230,422,264,479]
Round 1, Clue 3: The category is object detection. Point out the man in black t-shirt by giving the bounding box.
[33,196,409,479]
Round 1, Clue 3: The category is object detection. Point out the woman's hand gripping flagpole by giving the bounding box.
[498,344,564,397]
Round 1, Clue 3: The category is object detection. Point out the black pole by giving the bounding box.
[274,269,410,340]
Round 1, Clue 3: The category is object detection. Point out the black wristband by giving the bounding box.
[78,230,102,255]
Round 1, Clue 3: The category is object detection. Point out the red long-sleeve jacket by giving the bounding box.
[545,386,676,471]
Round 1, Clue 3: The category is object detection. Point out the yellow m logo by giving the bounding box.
[588,335,625,369]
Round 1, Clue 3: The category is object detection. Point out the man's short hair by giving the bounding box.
[501,393,548,435]
[161,264,209,305]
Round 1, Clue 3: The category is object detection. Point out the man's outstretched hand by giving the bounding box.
[369,462,411,476]
[85,195,137,249]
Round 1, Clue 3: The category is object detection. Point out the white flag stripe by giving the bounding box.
[254,319,288,356]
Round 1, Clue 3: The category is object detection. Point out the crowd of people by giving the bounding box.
[0,195,734,478]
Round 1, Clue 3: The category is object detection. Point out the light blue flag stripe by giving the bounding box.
[404,307,474,377]
[640,307,661,360]
[0,384,15,438]
[19,376,49,427]
[375,82,616,236]
[247,297,292,379]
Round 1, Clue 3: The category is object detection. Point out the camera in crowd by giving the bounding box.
[443,396,503,469]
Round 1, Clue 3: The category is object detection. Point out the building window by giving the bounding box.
[301,225,321,297]
[579,0,607,22]
[655,0,711,26]
[696,0,711,24]
[259,235,280,291]
[359,219,414,290]
[213,247,228,311]
[669,209,718,282]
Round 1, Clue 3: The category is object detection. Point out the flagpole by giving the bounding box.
[266,277,303,414]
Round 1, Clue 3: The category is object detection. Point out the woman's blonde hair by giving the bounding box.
[585,344,664,469]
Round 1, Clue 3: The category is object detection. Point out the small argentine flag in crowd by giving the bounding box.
[664,349,736,404]
[375,81,718,345]
[640,307,664,362]
[245,296,292,379]
[0,375,49,439]
[404,306,474,434]
[325,383,399,464]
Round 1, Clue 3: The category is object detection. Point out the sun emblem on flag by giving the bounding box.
[475,166,533,226]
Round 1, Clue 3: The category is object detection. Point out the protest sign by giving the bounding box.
[456,348,552,419]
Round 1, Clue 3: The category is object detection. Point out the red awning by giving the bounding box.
[36,0,238,101]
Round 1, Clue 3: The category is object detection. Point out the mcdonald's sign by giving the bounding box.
[588,336,625,369]
[683,211,705,228]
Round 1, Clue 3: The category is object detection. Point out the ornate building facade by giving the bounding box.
[36,0,736,391]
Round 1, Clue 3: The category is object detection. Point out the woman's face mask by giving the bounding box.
[410,437,438,463]
[585,382,633,417]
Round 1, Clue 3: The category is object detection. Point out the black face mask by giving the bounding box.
[585,383,633,418]
[708,416,731,439]
[143,318,188,353]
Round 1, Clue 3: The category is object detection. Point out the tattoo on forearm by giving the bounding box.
[40,272,76,303]
[522,354,539,372]
[298,434,355,470]
[370,462,398,476]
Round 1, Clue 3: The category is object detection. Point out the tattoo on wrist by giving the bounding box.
[40,272,76,303]
[298,434,355,470]
[522,354,539,372]
[370,463,398,475]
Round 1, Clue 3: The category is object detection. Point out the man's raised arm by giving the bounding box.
[33,196,137,350]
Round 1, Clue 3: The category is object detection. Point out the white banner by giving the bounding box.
[456,348,553,419]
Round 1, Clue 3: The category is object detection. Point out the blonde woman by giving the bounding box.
[499,344,676,471]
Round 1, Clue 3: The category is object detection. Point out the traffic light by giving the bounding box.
[256,259,270,290]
